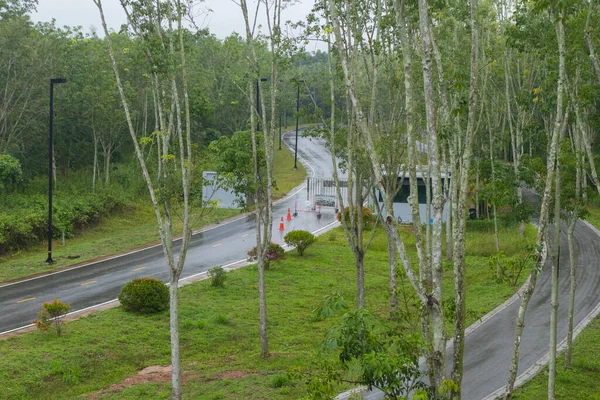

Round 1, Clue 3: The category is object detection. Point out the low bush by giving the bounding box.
[247,242,285,262]
[284,230,316,256]
[208,266,227,287]
[118,277,170,314]
[34,298,71,336]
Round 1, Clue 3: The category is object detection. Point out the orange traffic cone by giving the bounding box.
[279,217,285,231]
[286,208,292,221]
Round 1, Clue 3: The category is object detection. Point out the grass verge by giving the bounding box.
[0,223,535,399]
[0,145,305,283]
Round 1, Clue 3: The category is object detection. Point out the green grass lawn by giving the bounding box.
[0,223,535,399]
[512,206,600,399]
[0,145,305,283]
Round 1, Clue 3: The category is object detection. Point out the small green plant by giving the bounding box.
[215,314,231,325]
[118,277,169,314]
[34,298,71,336]
[328,232,337,242]
[269,373,292,388]
[247,242,285,262]
[208,266,227,287]
[489,246,539,287]
[312,292,348,320]
[284,230,316,256]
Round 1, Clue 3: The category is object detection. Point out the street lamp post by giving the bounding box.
[293,80,305,170]
[278,112,282,150]
[255,77,267,132]
[46,78,67,264]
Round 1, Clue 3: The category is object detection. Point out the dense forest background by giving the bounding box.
[0,1,331,253]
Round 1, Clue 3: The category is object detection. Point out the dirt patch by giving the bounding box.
[87,365,172,399]
[205,370,258,383]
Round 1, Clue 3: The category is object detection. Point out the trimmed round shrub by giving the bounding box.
[118,277,169,314]
[284,230,316,256]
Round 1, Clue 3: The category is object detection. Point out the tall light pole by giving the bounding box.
[278,112,282,150]
[293,79,305,170]
[256,77,268,132]
[46,78,67,264]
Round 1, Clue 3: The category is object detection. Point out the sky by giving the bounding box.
[31,0,317,44]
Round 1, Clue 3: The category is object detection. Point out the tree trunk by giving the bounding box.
[585,3,600,85]
[548,149,561,399]
[417,0,447,388]
[387,220,398,313]
[504,11,566,399]
[92,131,98,192]
[504,54,524,238]
[169,273,181,400]
[258,256,268,357]
[356,250,365,309]
[565,113,582,368]
[451,0,479,395]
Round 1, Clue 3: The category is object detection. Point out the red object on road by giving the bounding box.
[286,208,292,221]
[279,217,285,231]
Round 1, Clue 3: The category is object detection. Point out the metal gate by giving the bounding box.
[294,177,348,219]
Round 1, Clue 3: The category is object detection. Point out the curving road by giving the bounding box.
[341,191,600,399]
[0,130,341,334]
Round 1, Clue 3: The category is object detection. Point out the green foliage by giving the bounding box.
[312,292,348,320]
[34,298,71,336]
[0,190,129,254]
[315,308,427,399]
[284,230,316,256]
[208,130,265,204]
[118,277,169,314]
[208,266,227,288]
[269,373,292,388]
[336,206,376,227]
[0,153,23,192]
[489,245,540,287]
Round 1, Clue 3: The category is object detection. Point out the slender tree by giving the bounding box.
[93,1,194,398]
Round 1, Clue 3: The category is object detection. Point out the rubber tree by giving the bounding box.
[504,5,567,399]
[237,0,286,358]
[94,1,194,398]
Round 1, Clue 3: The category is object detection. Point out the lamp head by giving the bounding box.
[51,78,67,84]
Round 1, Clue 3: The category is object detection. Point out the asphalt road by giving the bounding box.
[0,130,342,334]
[341,190,600,399]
